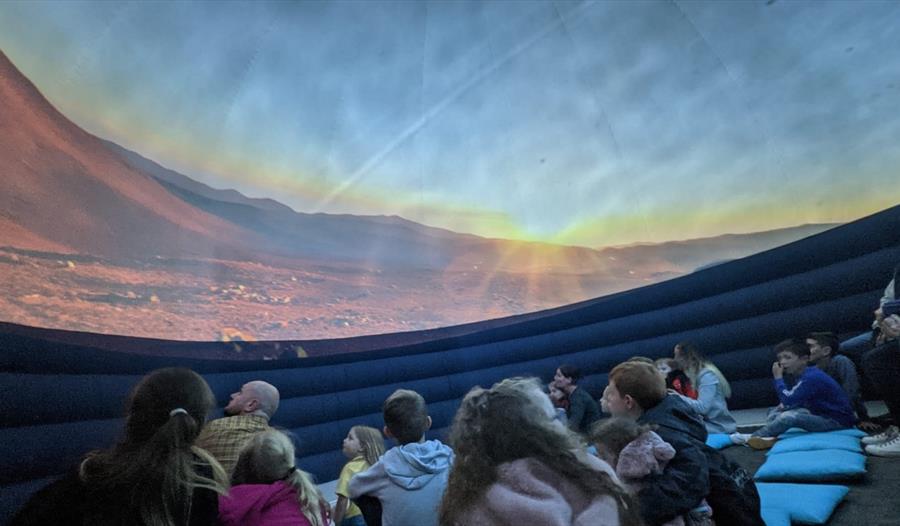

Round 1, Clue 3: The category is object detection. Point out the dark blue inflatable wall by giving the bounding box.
[3,205,900,523]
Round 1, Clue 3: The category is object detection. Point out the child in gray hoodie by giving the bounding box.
[349,389,453,526]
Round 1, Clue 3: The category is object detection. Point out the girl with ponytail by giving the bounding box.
[220,430,329,526]
[12,367,228,526]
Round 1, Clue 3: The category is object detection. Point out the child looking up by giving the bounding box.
[349,389,454,526]
[731,339,856,449]
[655,358,697,399]
[333,426,386,526]
[219,430,329,526]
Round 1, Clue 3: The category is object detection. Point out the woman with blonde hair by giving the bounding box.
[673,342,737,434]
[220,429,329,526]
[439,377,643,526]
[12,367,228,526]
[333,425,386,526]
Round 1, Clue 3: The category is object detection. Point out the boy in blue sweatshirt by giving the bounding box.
[349,389,453,526]
[732,339,856,449]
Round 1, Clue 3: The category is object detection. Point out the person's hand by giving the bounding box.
[880,314,900,340]
[772,361,784,379]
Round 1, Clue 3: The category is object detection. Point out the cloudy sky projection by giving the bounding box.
[1,0,898,247]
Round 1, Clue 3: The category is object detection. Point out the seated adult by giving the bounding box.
[606,360,763,526]
[731,339,856,449]
[11,368,228,525]
[196,380,280,474]
[673,343,737,434]
[806,332,871,425]
[552,364,601,434]
[839,265,897,362]
[439,377,642,526]
[861,314,900,456]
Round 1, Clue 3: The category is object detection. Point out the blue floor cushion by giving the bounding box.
[757,482,849,524]
[754,449,866,482]
[760,507,791,526]
[705,433,733,449]
[781,427,866,438]
[767,432,862,455]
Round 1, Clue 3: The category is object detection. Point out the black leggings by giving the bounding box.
[861,341,900,422]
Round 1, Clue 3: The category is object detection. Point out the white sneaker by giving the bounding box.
[865,434,900,457]
[730,432,751,445]
[862,425,899,445]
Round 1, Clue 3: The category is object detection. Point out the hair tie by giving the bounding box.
[169,408,189,418]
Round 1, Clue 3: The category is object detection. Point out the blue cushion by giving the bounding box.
[781,427,866,438]
[767,432,862,455]
[757,482,849,524]
[760,507,791,526]
[705,433,734,450]
[754,449,866,481]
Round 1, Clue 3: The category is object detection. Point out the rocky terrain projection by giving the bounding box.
[0,50,838,355]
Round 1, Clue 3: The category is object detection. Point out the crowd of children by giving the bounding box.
[11,274,900,525]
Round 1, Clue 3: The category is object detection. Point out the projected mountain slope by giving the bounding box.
[0,50,838,347]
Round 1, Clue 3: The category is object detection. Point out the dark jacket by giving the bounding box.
[636,395,710,526]
[11,466,219,526]
[566,386,601,434]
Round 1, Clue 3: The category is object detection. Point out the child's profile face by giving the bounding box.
[342,429,362,458]
[548,385,565,402]
[777,350,807,375]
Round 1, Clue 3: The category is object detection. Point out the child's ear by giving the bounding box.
[383,426,394,439]
[425,416,432,431]
[623,394,636,410]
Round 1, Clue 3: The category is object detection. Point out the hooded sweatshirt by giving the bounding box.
[348,439,453,526]
[219,481,323,526]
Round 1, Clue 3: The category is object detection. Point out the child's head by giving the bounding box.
[589,417,651,467]
[548,382,568,406]
[343,425,386,465]
[233,430,327,526]
[774,338,811,375]
[383,389,431,444]
[654,358,675,376]
[805,332,838,364]
[607,361,667,417]
[553,364,581,389]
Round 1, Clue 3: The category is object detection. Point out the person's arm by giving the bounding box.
[347,460,386,500]
[332,495,349,526]
[636,439,710,525]
[678,371,717,416]
[774,370,818,408]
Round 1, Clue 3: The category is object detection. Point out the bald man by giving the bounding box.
[196,380,280,474]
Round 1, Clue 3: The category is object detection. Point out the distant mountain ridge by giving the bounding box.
[0,48,841,274]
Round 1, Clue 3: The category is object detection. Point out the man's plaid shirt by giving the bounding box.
[195,414,270,474]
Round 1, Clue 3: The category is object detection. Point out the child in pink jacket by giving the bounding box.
[219,430,329,526]
[591,417,714,526]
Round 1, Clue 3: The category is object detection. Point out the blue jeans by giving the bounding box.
[840,331,875,363]
[753,408,843,437]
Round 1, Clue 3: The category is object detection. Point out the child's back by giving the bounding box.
[348,389,453,526]
[220,481,319,526]
[350,439,453,526]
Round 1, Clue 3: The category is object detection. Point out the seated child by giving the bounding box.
[349,389,454,526]
[590,417,713,526]
[548,381,570,424]
[219,430,329,526]
[656,358,698,399]
[334,426,386,526]
[731,338,856,449]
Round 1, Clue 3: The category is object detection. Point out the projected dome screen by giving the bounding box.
[1,1,898,354]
